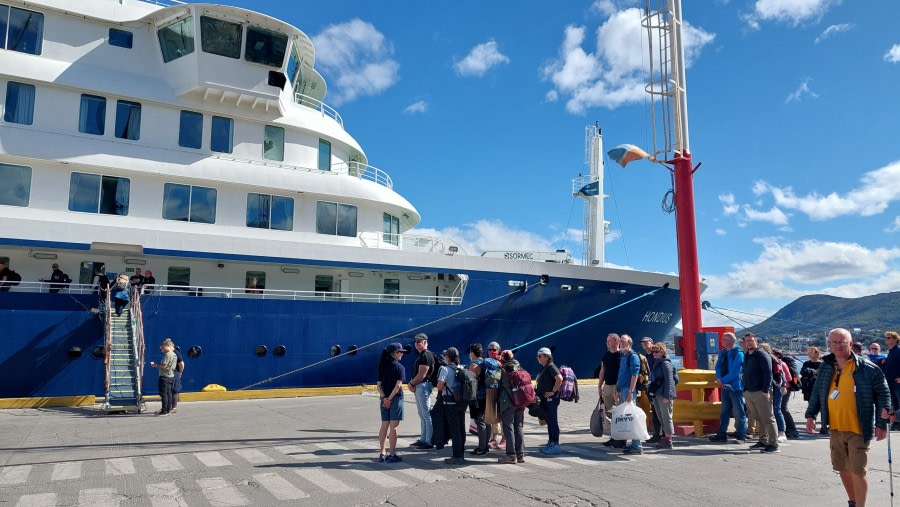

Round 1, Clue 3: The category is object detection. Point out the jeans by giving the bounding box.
[541,395,560,444]
[469,398,488,450]
[780,390,796,433]
[501,407,525,455]
[716,387,748,438]
[114,298,128,316]
[772,387,785,432]
[444,401,467,458]
[414,381,434,444]
[617,387,642,450]
[158,376,174,413]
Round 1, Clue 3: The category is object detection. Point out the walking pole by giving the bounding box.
[889,412,895,507]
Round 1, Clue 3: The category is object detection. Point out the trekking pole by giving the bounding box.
[890,415,895,507]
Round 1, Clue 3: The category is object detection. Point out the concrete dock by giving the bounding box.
[0,387,895,506]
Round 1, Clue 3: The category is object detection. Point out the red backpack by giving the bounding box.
[509,367,536,409]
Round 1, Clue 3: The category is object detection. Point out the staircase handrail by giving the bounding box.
[102,289,112,407]
[131,287,146,408]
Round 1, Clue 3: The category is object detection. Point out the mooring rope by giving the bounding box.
[703,303,897,340]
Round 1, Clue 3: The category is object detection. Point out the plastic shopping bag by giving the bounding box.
[590,399,604,437]
[610,401,650,441]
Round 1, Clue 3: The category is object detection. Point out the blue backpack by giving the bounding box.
[483,357,500,389]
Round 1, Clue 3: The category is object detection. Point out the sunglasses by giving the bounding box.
[488,348,499,351]
[870,347,879,351]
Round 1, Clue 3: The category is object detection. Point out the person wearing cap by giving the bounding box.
[639,337,661,442]
[143,270,156,294]
[407,333,436,449]
[536,347,563,455]
[486,341,505,450]
[496,349,525,463]
[42,263,66,293]
[377,342,406,463]
[436,347,467,465]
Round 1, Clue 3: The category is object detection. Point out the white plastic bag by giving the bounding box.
[610,401,650,441]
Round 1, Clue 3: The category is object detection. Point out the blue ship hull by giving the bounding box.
[0,274,681,398]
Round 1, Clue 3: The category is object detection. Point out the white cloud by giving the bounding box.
[541,11,715,114]
[715,228,727,236]
[757,160,900,220]
[886,44,900,63]
[410,220,563,257]
[751,181,770,196]
[742,205,790,225]
[453,40,509,77]
[886,216,900,233]
[815,23,853,44]
[545,90,559,102]
[785,78,819,104]
[311,19,400,106]
[590,0,640,17]
[745,0,839,29]
[719,193,739,215]
[403,100,428,114]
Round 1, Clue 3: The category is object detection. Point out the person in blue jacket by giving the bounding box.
[709,332,748,443]
[111,275,130,317]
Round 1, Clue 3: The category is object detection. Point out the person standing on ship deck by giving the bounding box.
[143,270,156,295]
[129,268,144,290]
[0,260,11,292]
[408,333,436,450]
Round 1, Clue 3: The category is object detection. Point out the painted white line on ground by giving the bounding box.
[558,456,602,467]
[274,445,312,460]
[233,448,274,464]
[150,455,183,472]
[396,467,447,483]
[520,457,569,469]
[146,482,188,507]
[0,465,31,486]
[197,477,249,507]
[51,461,82,481]
[105,457,136,476]
[252,472,309,500]
[486,463,528,472]
[350,466,409,488]
[294,469,357,494]
[16,493,58,507]
[78,487,121,507]
[195,451,232,467]
[313,442,350,453]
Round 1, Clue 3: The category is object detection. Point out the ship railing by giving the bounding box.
[102,289,112,409]
[137,0,186,6]
[131,287,146,409]
[358,232,468,255]
[142,284,463,305]
[332,161,394,189]
[4,281,104,294]
[294,93,344,129]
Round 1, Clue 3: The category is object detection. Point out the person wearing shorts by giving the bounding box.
[377,342,406,463]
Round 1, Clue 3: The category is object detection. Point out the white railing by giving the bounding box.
[332,161,393,190]
[2,281,101,294]
[137,0,186,5]
[294,93,344,129]
[358,232,467,255]
[141,284,462,305]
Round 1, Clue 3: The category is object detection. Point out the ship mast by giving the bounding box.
[643,0,703,367]
[573,123,606,267]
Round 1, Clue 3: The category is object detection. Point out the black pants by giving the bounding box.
[780,390,797,433]
[158,376,174,414]
[469,398,487,450]
[444,401,467,458]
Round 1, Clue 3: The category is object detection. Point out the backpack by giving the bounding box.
[629,351,650,391]
[7,270,21,285]
[452,366,478,403]
[771,357,783,387]
[509,367,536,409]
[558,365,578,402]
[482,357,501,389]
[61,273,72,285]
[115,276,128,290]
[783,356,801,391]
[673,368,680,386]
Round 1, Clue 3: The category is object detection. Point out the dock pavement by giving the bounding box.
[1,386,896,506]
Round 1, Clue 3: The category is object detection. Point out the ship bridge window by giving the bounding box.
[263,125,284,161]
[286,45,301,89]
[78,94,106,136]
[178,110,203,149]
[210,116,233,153]
[200,16,241,59]
[108,28,133,49]
[4,81,34,125]
[158,16,195,63]
[246,193,294,231]
[68,172,130,216]
[0,163,31,207]
[383,213,400,246]
[316,201,357,237]
[244,26,287,68]
[318,139,331,171]
[115,100,141,140]
[1,5,44,55]
[163,183,217,224]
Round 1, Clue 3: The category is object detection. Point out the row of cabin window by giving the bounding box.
[4,82,333,168]
[0,4,44,55]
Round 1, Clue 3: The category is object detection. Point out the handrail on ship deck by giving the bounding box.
[141,284,463,305]
[130,287,146,409]
[102,290,112,407]
[333,161,393,189]
[358,232,467,255]
[294,93,344,129]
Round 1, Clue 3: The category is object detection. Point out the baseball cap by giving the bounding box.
[640,337,653,343]
[414,333,428,342]
[386,342,404,355]
[537,347,551,356]
[52,263,59,269]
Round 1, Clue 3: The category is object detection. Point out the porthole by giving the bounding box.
[330,345,341,357]
[273,345,286,358]
[68,346,83,359]
[347,345,358,356]
[403,344,413,355]
[90,345,105,360]
[188,345,202,359]
[255,345,268,358]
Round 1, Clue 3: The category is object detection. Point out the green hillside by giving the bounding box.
[744,291,900,337]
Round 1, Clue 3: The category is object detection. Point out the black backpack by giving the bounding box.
[783,356,801,391]
[452,366,478,403]
[7,270,21,285]
[61,273,72,285]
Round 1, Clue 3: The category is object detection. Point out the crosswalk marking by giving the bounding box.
[195,451,232,467]
[51,461,82,481]
[198,477,249,507]
[350,466,409,488]
[0,465,31,485]
[396,467,447,483]
[105,457,135,476]
[252,472,309,500]
[295,469,357,493]
[233,448,274,464]
[150,455,183,472]
[558,456,601,467]
[146,482,188,507]
[488,463,528,472]
[16,493,57,507]
[78,488,121,507]
[313,442,349,453]
[274,445,312,460]
[520,457,569,469]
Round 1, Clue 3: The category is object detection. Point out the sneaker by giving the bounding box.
[516,454,525,463]
[386,454,402,463]
[656,438,673,450]
[409,440,424,447]
[170,408,177,413]
[443,457,464,465]
[646,435,662,444]
[541,443,561,455]
[378,454,387,463]
[611,439,627,448]
[776,435,788,443]
[469,448,488,456]
[415,443,434,450]
[622,447,643,455]
[156,412,169,416]
[497,439,506,449]
[488,438,497,449]
[497,455,516,464]
[786,432,801,439]
[749,442,766,450]
[731,438,747,444]
[708,434,727,443]
[761,445,780,453]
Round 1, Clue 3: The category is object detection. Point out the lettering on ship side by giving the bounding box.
[504,252,535,260]
[641,311,672,324]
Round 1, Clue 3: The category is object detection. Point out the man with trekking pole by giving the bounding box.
[805,328,891,507]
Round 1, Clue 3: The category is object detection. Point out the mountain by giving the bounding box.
[744,291,900,338]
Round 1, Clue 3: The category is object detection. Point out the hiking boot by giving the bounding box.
[761,445,780,453]
[708,434,728,443]
[497,455,516,464]
[646,435,662,444]
[749,442,766,450]
[623,447,643,455]
[656,438,673,450]
[443,457,464,465]
[516,454,525,463]
[541,443,561,455]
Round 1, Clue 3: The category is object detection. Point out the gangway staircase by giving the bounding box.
[101,288,147,413]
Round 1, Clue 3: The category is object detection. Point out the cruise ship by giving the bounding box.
[0,0,683,405]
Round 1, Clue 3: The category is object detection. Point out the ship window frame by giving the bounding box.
[157,15,195,63]
[108,28,133,49]
[78,94,106,136]
[0,5,44,55]
[286,44,301,89]
[200,15,242,59]
[178,110,203,149]
[383,212,399,246]
[0,162,31,207]
[67,172,130,216]
[4,81,34,125]
[79,260,105,285]
[315,201,357,237]
[114,99,141,141]
[162,182,217,224]
[314,274,333,295]
[318,139,331,172]
[246,192,294,231]
[245,271,266,293]
[384,278,400,297]
[167,266,191,289]
[263,125,284,161]
[244,26,287,68]
[210,115,233,153]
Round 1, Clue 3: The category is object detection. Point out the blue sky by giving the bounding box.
[208,0,899,331]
